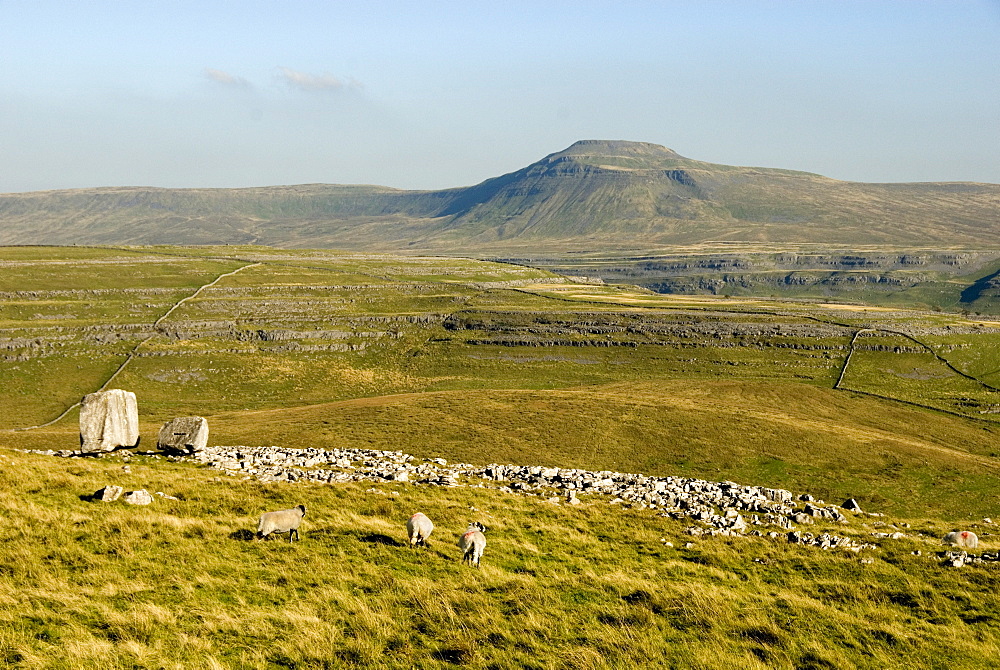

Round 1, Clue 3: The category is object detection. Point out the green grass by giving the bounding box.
[0,450,998,669]
[4,246,1000,515]
[5,245,1000,667]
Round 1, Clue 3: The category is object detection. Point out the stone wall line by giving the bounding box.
[1,263,261,433]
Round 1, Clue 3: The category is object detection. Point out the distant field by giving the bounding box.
[522,246,1000,314]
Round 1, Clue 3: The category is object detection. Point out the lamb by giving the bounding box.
[458,522,487,567]
[943,530,979,550]
[257,504,307,542]
[406,512,434,548]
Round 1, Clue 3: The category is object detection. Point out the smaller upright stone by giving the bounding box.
[95,485,123,502]
[124,489,153,505]
[157,416,209,455]
[842,498,863,513]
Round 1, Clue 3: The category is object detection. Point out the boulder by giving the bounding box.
[95,485,123,502]
[157,416,209,455]
[79,389,139,453]
[124,489,153,505]
[842,498,863,513]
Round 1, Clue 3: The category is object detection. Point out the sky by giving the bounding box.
[1,1,998,193]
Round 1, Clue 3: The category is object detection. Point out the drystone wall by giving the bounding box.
[24,443,998,563]
[183,445,874,551]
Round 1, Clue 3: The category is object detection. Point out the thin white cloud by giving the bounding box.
[278,66,361,93]
[204,68,251,88]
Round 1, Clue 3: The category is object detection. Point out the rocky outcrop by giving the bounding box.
[79,389,139,453]
[524,251,1000,303]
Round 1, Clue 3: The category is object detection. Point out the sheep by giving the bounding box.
[458,522,487,567]
[257,504,307,542]
[943,530,979,550]
[406,512,434,548]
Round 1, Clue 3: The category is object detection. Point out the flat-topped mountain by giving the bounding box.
[1,140,998,252]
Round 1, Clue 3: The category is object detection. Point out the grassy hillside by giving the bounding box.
[437,141,1000,250]
[4,245,1000,519]
[0,184,458,247]
[2,450,998,669]
[4,245,1000,667]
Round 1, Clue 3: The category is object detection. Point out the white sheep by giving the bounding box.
[458,522,487,567]
[257,504,307,542]
[406,512,434,548]
[943,530,979,550]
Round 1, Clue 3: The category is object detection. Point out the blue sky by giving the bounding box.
[1,1,998,192]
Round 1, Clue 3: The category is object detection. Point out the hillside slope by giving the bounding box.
[4,246,1000,520]
[1,140,998,252]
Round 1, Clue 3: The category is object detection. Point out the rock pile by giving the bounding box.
[186,445,854,538]
[942,551,1000,568]
[786,530,874,552]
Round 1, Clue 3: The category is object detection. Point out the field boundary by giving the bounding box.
[2,262,261,433]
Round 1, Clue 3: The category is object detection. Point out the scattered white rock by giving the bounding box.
[124,489,153,505]
[95,485,123,502]
[842,498,863,513]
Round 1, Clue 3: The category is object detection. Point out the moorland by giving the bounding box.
[6,139,1000,314]
[1,244,1000,668]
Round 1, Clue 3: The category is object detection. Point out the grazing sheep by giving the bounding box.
[458,522,487,567]
[406,512,434,548]
[943,530,979,550]
[257,504,307,542]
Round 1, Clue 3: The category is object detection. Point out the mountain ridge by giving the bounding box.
[1,140,998,252]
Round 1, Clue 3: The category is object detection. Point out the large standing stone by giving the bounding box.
[79,389,139,453]
[157,416,209,455]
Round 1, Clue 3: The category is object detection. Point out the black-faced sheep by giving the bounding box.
[944,530,979,550]
[257,504,306,542]
[406,512,434,548]
[458,521,487,567]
